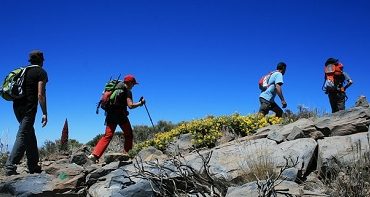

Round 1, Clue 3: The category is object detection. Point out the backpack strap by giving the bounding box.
[267,70,278,86]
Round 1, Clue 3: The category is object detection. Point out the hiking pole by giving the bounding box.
[140,96,155,129]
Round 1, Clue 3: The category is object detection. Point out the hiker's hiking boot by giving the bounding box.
[88,154,98,163]
[29,165,42,174]
[5,165,19,176]
[5,170,19,176]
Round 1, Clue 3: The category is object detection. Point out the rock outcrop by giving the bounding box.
[1,96,369,196]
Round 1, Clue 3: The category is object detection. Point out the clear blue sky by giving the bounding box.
[1,0,370,148]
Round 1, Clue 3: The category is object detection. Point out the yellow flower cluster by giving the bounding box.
[129,114,282,156]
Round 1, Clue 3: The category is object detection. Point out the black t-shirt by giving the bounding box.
[105,83,133,125]
[334,72,351,88]
[13,65,48,115]
[24,66,48,103]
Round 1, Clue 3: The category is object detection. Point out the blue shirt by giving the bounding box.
[259,71,284,102]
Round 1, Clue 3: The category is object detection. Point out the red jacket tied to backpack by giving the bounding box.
[323,63,344,92]
[259,71,276,91]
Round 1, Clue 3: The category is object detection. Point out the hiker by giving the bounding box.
[5,50,48,176]
[323,58,353,113]
[88,74,145,162]
[258,62,287,117]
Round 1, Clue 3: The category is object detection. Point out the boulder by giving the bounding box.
[0,174,54,196]
[355,95,369,108]
[314,107,370,136]
[287,126,305,141]
[165,133,193,155]
[317,132,369,176]
[185,138,317,183]
[136,146,167,162]
[88,168,138,197]
[104,153,130,164]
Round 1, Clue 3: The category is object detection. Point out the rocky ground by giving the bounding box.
[0,96,369,196]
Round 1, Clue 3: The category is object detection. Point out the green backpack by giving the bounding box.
[96,77,125,114]
[0,65,38,101]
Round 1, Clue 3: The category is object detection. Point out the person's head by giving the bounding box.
[28,50,44,66]
[123,74,139,89]
[325,57,339,66]
[276,62,287,75]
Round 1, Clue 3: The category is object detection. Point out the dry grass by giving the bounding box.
[0,137,9,176]
[240,147,277,183]
[323,140,370,196]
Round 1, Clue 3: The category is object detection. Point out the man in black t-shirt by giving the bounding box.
[6,50,48,176]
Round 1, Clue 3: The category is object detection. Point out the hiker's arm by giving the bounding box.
[127,97,144,109]
[343,72,353,91]
[276,83,287,107]
[38,80,48,127]
[344,80,353,91]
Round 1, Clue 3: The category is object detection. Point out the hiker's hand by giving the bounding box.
[139,98,146,106]
[281,100,287,108]
[41,114,48,127]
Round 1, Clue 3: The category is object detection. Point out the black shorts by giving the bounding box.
[259,97,279,115]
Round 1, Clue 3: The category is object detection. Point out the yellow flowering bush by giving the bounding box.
[129,113,282,156]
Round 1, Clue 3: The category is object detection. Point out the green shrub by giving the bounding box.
[39,139,83,159]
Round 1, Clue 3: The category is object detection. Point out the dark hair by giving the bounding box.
[325,58,338,66]
[276,62,287,70]
[28,50,44,64]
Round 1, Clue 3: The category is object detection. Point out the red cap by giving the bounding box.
[124,74,139,84]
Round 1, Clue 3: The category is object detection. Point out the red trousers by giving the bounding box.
[92,121,133,159]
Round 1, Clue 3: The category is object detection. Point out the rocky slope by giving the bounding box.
[1,96,369,196]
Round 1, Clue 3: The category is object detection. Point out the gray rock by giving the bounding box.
[114,180,156,197]
[104,153,130,164]
[254,124,283,137]
[0,174,54,196]
[86,161,131,186]
[314,107,370,136]
[355,95,369,108]
[281,167,298,181]
[310,131,325,140]
[185,138,317,183]
[88,168,136,197]
[136,146,167,162]
[165,133,193,156]
[304,171,327,194]
[276,118,317,137]
[287,126,305,141]
[267,130,285,143]
[317,132,369,176]
[70,152,87,165]
[217,126,240,146]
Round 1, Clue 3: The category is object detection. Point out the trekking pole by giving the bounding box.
[140,97,155,129]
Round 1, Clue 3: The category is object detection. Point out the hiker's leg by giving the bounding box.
[259,97,271,116]
[25,125,40,173]
[92,123,117,158]
[271,102,283,118]
[337,92,346,111]
[119,117,133,153]
[328,93,338,113]
[5,105,30,174]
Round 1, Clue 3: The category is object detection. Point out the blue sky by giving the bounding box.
[1,0,370,148]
